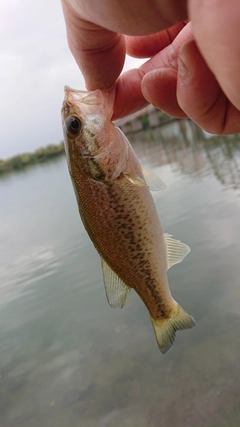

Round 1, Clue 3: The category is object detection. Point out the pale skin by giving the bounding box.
[61,0,240,134]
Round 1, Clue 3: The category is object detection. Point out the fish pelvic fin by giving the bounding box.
[151,304,195,354]
[101,258,131,309]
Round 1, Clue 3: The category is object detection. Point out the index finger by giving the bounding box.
[61,1,126,90]
[61,0,188,90]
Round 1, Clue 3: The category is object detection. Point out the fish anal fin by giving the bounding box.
[164,233,190,270]
[101,258,131,309]
[151,304,195,354]
[141,165,168,191]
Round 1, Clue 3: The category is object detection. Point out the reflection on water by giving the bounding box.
[130,120,240,192]
[0,121,240,427]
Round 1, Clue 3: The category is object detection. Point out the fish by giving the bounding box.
[61,86,195,354]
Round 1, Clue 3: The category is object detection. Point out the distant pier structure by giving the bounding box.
[115,104,174,134]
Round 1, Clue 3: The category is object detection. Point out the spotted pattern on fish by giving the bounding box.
[73,173,173,321]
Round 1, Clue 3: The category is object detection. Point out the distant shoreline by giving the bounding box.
[0,142,65,176]
[0,108,177,177]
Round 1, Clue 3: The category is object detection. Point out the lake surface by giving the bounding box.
[0,120,240,427]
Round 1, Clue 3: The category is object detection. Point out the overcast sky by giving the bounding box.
[0,0,145,159]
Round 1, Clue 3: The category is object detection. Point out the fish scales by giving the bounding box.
[73,166,171,320]
[62,86,195,353]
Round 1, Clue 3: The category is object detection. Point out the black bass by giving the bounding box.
[61,86,195,353]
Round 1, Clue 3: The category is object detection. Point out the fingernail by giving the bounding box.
[178,54,190,80]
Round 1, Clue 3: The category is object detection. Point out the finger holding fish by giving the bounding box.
[61,86,195,354]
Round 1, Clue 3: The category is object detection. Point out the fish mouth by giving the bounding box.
[64,86,104,106]
[62,85,116,125]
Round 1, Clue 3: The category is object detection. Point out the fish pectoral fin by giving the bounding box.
[164,233,190,270]
[151,304,195,354]
[123,172,148,188]
[123,166,167,191]
[141,165,168,191]
[101,258,131,309]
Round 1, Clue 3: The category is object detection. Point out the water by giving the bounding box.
[0,120,240,427]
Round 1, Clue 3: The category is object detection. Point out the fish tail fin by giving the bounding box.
[151,304,195,354]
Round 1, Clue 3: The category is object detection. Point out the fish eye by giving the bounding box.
[65,116,82,136]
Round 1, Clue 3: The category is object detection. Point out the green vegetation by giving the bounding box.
[0,142,65,176]
[141,114,150,130]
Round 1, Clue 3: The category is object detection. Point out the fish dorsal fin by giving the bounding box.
[124,173,148,188]
[141,165,168,191]
[164,233,190,270]
[101,258,131,308]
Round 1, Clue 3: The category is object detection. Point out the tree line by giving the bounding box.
[0,142,65,176]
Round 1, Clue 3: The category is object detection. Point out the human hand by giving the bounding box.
[61,0,240,134]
